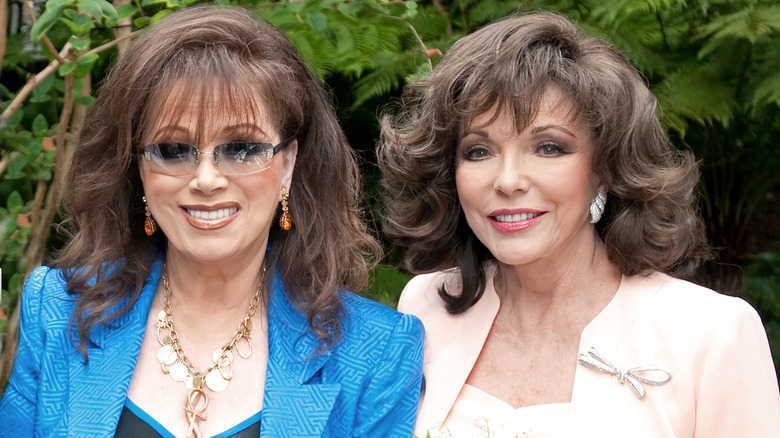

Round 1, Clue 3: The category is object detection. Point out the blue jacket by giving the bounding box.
[0,260,424,437]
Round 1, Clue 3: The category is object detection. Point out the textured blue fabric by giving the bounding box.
[0,262,424,437]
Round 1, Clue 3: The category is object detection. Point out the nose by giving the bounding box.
[189,154,228,194]
[493,155,530,195]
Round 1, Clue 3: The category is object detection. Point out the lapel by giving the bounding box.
[569,274,663,432]
[261,271,340,438]
[66,259,162,436]
[415,266,501,434]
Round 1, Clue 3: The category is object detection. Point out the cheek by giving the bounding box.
[455,169,486,222]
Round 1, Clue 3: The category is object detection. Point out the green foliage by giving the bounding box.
[2,2,779,376]
[745,244,780,376]
[362,264,412,308]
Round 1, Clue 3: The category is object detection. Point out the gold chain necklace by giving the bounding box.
[155,265,265,438]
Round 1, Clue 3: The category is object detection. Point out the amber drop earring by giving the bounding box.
[143,196,157,236]
[279,186,292,231]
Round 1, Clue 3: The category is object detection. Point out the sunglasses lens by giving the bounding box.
[143,143,196,175]
[218,142,275,174]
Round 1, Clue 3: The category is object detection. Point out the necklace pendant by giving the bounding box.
[184,388,208,438]
[157,345,177,366]
[168,362,189,382]
[190,374,204,389]
[205,368,229,392]
[213,348,233,363]
[234,336,252,359]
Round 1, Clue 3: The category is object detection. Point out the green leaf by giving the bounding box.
[142,0,178,6]
[69,36,91,52]
[76,95,97,107]
[133,16,150,28]
[336,2,362,21]
[77,52,99,65]
[96,0,119,22]
[59,61,78,76]
[62,8,78,20]
[150,9,174,25]
[48,0,75,8]
[32,114,49,137]
[6,154,28,179]
[31,5,66,40]
[74,62,96,78]
[76,0,103,21]
[9,273,23,297]
[115,4,138,20]
[59,13,93,35]
[5,110,23,127]
[306,12,328,33]
[32,168,54,181]
[6,192,23,211]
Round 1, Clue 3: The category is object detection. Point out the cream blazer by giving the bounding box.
[398,266,780,437]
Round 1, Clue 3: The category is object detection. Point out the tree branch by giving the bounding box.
[84,30,138,57]
[0,154,8,177]
[0,43,72,122]
[1,0,8,72]
[381,14,433,71]
[22,0,67,64]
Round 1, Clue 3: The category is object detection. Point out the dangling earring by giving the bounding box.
[589,189,607,224]
[143,196,156,236]
[279,186,292,231]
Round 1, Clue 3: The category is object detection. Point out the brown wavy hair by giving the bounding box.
[57,5,380,358]
[378,11,710,313]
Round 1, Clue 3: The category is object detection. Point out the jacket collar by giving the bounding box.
[414,264,500,435]
[67,258,162,435]
[259,270,341,436]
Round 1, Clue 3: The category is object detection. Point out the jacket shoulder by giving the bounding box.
[340,291,424,341]
[396,269,460,317]
[635,272,759,323]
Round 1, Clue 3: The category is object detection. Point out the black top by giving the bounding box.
[115,401,261,438]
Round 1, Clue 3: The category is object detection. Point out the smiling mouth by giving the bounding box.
[493,212,543,222]
[186,207,238,220]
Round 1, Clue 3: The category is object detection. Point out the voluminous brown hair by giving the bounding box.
[57,5,380,358]
[378,12,710,314]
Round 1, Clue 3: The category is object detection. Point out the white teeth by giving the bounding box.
[494,212,541,222]
[187,207,238,220]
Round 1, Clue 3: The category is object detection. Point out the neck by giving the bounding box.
[493,233,621,330]
[159,250,269,341]
[164,249,267,308]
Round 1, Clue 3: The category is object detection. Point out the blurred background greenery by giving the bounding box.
[2,0,779,390]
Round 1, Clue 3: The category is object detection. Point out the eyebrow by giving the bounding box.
[530,124,577,137]
[150,123,269,140]
[221,123,268,136]
[461,129,489,138]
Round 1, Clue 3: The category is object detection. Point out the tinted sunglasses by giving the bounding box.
[142,141,288,176]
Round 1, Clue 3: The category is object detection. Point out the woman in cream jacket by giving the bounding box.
[380,11,780,438]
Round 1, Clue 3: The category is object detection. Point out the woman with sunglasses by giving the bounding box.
[0,6,423,437]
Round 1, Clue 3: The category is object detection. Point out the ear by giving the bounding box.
[139,160,147,183]
[280,139,298,190]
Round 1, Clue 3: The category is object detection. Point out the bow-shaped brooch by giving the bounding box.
[577,347,672,399]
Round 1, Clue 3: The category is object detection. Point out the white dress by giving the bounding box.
[424,383,571,438]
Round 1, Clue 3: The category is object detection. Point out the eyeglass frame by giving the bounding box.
[141,140,290,176]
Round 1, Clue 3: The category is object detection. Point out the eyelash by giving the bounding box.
[462,145,490,161]
[537,142,568,156]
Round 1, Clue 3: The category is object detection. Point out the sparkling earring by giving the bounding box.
[279,186,292,231]
[143,196,156,236]
[589,189,607,224]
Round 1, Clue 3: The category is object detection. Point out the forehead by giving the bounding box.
[468,86,584,133]
[143,80,277,142]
